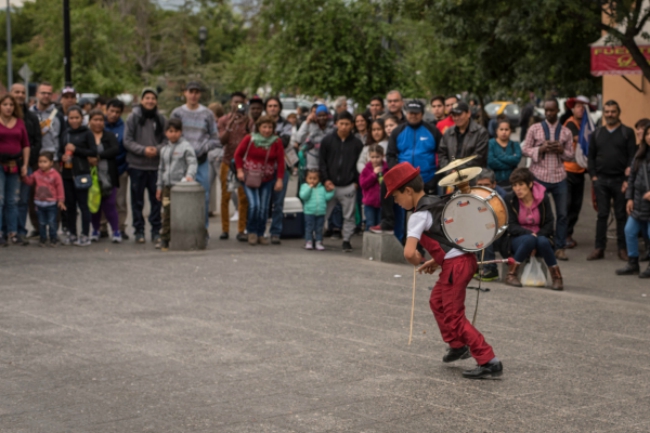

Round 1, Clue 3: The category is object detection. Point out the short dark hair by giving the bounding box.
[509,167,534,186]
[430,95,445,105]
[231,91,247,100]
[367,144,385,157]
[477,168,496,183]
[264,96,283,110]
[544,98,559,109]
[94,96,107,107]
[67,105,83,117]
[106,98,125,112]
[398,175,424,193]
[445,95,458,102]
[39,151,54,162]
[604,99,621,113]
[336,111,354,123]
[166,118,183,131]
[88,109,105,121]
[370,96,384,107]
[306,169,320,179]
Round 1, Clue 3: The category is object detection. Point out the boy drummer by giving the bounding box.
[385,162,503,379]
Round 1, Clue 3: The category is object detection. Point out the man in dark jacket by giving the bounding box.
[587,100,637,261]
[439,102,489,169]
[10,83,42,244]
[105,99,128,239]
[319,111,363,252]
[372,100,441,241]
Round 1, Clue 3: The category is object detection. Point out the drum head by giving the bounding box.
[442,194,499,251]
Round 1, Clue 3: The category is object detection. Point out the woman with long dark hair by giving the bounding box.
[617,124,650,278]
[356,118,388,174]
[354,113,370,145]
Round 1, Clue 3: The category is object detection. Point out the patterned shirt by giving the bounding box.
[521,120,574,183]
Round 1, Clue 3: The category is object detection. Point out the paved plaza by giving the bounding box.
[1,188,650,433]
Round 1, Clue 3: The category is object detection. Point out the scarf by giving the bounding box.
[252,132,277,149]
[138,105,164,142]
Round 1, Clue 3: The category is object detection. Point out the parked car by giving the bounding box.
[484,101,521,129]
[281,98,312,118]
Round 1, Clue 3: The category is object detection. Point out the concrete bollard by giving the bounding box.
[170,181,206,251]
[362,232,407,264]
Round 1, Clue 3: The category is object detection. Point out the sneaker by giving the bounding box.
[27,230,40,239]
[305,241,314,250]
[62,235,77,246]
[248,233,258,245]
[90,231,100,242]
[39,239,48,247]
[122,232,130,241]
[315,241,325,251]
[49,239,59,248]
[75,235,91,247]
[369,225,394,235]
[135,233,145,244]
[112,232,122,243]
[230,211,239,222]
[324,229,333,238]
[476,268,499,282]
[100,230,109,239]
[14,234,29,246]
[271,235,281,245]
[331,230,342,239]
[462,361,503,380]
[161,240,169,252]
[236,232,248,242]
[443,346,471,363]
[258,236,270,245]
[153,235,162,249]
[342,241,353,252]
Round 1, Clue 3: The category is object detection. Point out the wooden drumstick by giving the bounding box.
[408,266,416,345]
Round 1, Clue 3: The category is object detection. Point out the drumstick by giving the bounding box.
[408,266,416,345]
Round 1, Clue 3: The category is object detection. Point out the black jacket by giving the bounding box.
[96,130,120,189]
[22,104,42,167]
[59,125,97,179]
[319,131,364,187]
[506,192,554,240]
[626,153,650,221]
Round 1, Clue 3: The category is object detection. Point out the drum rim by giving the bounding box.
[441,189,502,252]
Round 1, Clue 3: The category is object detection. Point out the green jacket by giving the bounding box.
[299,183,335,216]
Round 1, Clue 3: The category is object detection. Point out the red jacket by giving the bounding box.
[359,161,388,208]
[234,135,285,183]
[22,168,64,203]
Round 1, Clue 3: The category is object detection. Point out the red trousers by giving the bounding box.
[429,253,495,365]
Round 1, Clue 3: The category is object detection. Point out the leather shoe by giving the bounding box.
[219,232,229,240]
[236,232,247,242]
[618,249,629,261]
[555,249,568,261]
[549,265,564,291]
[504,261,522,287]
[462,361,503,379]
[587,249,604,261]
[443,346,471,363]
[566,236,577,249]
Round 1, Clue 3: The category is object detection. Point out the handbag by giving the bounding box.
[74,173,92,190]
[88,167,101,213]
[243,138,271,188]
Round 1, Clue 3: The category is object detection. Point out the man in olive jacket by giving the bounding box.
[439,102,489,169]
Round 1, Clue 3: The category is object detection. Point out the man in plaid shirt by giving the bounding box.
[521,98,574,260]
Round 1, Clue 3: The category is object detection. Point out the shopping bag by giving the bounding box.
[520,258,547,287]
[88,167,102,214]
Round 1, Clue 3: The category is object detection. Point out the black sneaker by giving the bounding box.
[219,232,229,240]
[100,230,109,239]
[442,346,471,363]
[476,268,499,282]
[122,233,130,241]
[342,241,353,252]
[462,361,503,379]
[135,233,145,244]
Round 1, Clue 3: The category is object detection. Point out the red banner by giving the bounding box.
[591,45,650,76]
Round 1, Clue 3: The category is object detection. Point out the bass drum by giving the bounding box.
[441,186,508,252]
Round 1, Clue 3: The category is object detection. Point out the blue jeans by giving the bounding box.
[394,204,405,243]
[625,217,650,258]
[536,178,567,249]
[17,167,32,236]
[0,170,20,235]
[129,168,161,236]
[328,203,342,230]
[304,214,325,242]
[37,205,58,242]
[244,180,274,237]
[270,170,290,236]
[195,160,210,229]
[511,234,557,267]
[364,205,381,230]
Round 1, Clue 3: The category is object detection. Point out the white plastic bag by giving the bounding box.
[520,258,547,287]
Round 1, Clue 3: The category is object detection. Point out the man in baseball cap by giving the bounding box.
[439,100,489,169]
[60,86,77,120]
[386,161,503,380]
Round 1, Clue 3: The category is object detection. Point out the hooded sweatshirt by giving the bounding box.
[124,106,166,171]
[156,138,198,189]
[22,168,64,204]
[517,181,546,233]
[359,160,389,208]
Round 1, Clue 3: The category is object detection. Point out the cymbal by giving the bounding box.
[438,167,483,187]
[437,155,478,174]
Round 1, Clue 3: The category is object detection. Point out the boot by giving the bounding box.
[616,256,639,275]
[504,261,522,287]
[640,238,650,262]
[640,263,650,279]
[549,266,564,291]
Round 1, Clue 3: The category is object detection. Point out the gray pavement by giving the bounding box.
[1,179,650,432]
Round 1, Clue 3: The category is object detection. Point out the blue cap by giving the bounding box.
[316,104,329,115]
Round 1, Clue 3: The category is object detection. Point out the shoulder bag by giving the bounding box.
[243,138,271,188]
